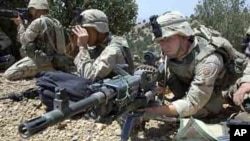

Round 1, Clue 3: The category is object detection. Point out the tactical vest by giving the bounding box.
[89,35,134,77]
[194,25,247,89]
[109,35,134,75]
[168,35,247,91]
[24,16,65,60]
[24,18,53,60]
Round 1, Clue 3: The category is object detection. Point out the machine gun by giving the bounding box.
[0,8,31,22]
[18,66,163,140]
[142,50,167,88]
[143,50,161,67]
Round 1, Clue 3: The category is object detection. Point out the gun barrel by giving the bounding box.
[18,90,114,138]
[0,9,18,19]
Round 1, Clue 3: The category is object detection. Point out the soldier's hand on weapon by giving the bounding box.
[11,15,22,26]
[156,85,166,94]
[233,82,250,105]
[156,81,168,94]
[72,25,89,48]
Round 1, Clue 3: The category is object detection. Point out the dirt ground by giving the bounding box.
[0,72,237,141]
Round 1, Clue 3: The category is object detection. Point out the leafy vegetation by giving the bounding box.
[1,0,250,57]
[192,0,250,51]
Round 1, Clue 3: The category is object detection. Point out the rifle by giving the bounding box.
[18,67,169,140]
[142,50,167,88]
[0,88,39,101]
[0,8,31,22]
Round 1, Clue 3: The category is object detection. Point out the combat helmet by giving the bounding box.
[80,9,109,33]
[28,0,49,10]
[150,11,194,41]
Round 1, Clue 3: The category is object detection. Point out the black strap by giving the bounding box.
[120,46,134,75]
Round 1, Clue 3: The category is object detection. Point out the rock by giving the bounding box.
[95,123,106,130]
[71,135,78,141]
[114,128,122,135]
[0,72,181,141]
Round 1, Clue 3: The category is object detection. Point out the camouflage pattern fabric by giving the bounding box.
[237,60,250,84]
[73,35,129,81]
[4,56,53,80]
[153,11,249,118]
[166,38,225,117]
[4,15,71,80]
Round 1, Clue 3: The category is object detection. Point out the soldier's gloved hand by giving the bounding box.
[11,15,23,26]
[72,25,89,48]
[233,82,250,105]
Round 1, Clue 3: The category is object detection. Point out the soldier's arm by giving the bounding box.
[172,53,224,117]
[18,19,41,45]
[74,46,121,81]
[144,53,224,117]
[239,60,250,83]
[233,60,250,105]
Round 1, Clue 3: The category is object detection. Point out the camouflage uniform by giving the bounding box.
[0,29,15,69]
[242,27,250,57]
[133,54,141,68]
[237,60,250,84]
[166,38,225,117]
[3,0,70,80]
[152,11,240,117]
[68,9,134,81]
[74,36,131,81]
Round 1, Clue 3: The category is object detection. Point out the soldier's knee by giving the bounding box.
[3,67,23,80]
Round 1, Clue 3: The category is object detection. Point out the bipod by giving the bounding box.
[121,112,143,141]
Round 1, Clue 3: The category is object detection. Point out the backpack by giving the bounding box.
[194,25,247,89]
[41,17,66,55]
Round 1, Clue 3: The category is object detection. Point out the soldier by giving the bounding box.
[233,61,250,106]
[3,0,71,80]
[242,27,250,58]
[66,9,134,81]
[0,27,15,70]
[232,27,250,107]
[140,11,248,118]
[133,54,141,68]
[38,9,134,110]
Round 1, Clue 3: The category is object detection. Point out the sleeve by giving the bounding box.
[238,60,250,84]
[172,53,224,117]
[18,19,41,45]
[74,45,120,80]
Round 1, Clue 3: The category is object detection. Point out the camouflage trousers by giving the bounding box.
[3,56,54,80]
[3,54,75,80]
